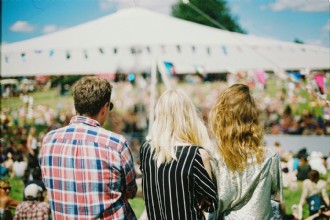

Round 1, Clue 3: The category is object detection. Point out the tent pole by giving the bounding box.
[147,58,157,137]
[158,60,171,89]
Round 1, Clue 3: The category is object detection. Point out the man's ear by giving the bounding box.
[101,103,108,116]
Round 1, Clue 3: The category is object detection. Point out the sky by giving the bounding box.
[1,0,329,47]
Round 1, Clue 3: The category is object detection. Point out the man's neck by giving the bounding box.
[79,114,103,126]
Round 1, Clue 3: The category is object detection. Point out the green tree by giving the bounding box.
[171,0,246,33]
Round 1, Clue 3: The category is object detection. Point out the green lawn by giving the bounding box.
[2,77,329,116]
[1,89,73,111]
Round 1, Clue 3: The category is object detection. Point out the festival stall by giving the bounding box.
[2,7,329,132]
[1,7,329,77]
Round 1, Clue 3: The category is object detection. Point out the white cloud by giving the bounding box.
[322,19,330,32]
[138,0,178,14]
[304,39,324,47]
[9,21,36,33]
[269,0,329,12]
[98,0,121,11]
[304,21,329,48]
[42,25,59,34]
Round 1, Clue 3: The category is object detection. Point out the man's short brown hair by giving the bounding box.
[72,76,112,116]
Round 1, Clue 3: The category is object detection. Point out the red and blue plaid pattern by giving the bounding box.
[14,201,50,220]
[39,116,137,220]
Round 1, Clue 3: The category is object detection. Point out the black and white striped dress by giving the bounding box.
[140,143,217,220]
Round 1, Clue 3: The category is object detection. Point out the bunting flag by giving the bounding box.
[221,45,227,55]
[128,73,135,82]
[163,61,176,76]
[255,70,266,85]
[288,71,302,83]
[49,49,55,57]
[191,46,196,53]
[21,53,26,61]
[195,64,206,79]
[314,73,325,95]
[84,50,88,59]
[66,51,71,60]
[206,47,211,55]
[195,65,205,75]
[34,50,42,54]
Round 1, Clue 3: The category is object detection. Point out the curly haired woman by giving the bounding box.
[209,84,283,219]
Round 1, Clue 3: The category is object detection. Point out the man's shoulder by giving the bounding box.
[16,201,29,209]
[98,127,127,145]
[264,147,280,159]
[44,126,66,138]
[43,124,128,150]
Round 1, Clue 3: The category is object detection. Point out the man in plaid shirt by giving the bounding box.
[39,76,137,219]
[14,184,50,220]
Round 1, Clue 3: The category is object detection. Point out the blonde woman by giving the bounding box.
[208,84,283,219]
[140,89,217,220]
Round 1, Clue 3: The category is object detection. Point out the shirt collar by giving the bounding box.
[70,116,101,127]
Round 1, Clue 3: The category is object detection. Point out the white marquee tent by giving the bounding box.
[1,7,329,77]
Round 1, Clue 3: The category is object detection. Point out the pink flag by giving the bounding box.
[255,70,266,85]
[314,73,325,94]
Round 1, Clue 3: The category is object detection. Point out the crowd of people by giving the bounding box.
[0,75,329,220]
[272,141,330,219]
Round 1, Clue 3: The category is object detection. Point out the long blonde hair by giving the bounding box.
[209,84,264,172]
[150,89,211,164]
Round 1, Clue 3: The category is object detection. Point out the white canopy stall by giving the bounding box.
[1,7,329,133]
[1,7,329,77]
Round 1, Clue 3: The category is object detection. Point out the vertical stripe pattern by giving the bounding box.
[140,144,217,220]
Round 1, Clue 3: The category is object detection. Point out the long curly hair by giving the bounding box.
[209,84,264,172]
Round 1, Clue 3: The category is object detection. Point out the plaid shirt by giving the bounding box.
[14,201,50,220]
[39,116,137,220]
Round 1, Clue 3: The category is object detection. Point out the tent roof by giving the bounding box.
[2,7,294,51]
[1,7,329,76]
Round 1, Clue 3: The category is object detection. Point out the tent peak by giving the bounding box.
[113,6,172,19]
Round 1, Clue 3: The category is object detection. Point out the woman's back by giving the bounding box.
[302,179,327,196]
[212,148,282,220]
[140,143,216,220]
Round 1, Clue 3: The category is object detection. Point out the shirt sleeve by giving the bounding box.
[120,141,137,199]
[193,148,217,212]
[271,153,283,202]
[300,180,308,204]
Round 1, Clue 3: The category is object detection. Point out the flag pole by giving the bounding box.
[147,58,158,137]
